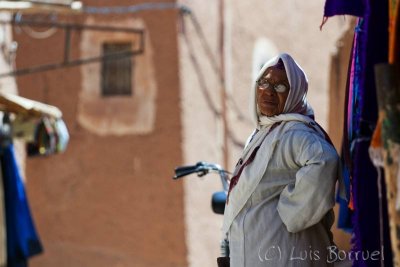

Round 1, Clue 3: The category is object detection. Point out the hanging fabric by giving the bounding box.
[320,0,367,29]
[0,93,68,266]
[322,0,393,266]
[323,0,366,17]
[346,4,392,267]
[1,143,43,267]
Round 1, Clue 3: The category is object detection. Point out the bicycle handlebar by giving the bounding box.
[173,161,230,191]
[173,161,223,179]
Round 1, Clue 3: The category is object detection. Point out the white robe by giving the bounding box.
[223,121,339,267]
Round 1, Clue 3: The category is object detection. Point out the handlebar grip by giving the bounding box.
[173,165,198,179]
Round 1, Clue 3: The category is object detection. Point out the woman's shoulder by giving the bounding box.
[281,121,333,148]
[282,120,319,135]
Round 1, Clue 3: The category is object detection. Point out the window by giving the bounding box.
[101,42,133,96]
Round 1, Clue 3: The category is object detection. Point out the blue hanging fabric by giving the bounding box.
[1,143,43,267]
[336,165,352,232]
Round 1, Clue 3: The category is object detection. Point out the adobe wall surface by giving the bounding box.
[13,1,187,266]
[328,21,356,151]
[177,1,225,267]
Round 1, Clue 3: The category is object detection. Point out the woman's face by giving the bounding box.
[256,66,290,117]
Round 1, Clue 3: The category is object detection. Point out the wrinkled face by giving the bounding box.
[256,66,290,117]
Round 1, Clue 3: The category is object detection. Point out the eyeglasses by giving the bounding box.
[257,79,289,93]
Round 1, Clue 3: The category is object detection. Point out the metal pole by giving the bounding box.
[0,19,143,34]
[0,50,143,78]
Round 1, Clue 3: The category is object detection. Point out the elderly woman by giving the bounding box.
[219,53,344,267]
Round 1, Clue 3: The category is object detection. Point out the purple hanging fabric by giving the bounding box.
[336,0,392,266]
[323,0,393,266]
[324,0,367,17]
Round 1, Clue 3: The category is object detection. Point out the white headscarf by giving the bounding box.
[249,53,315,129]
